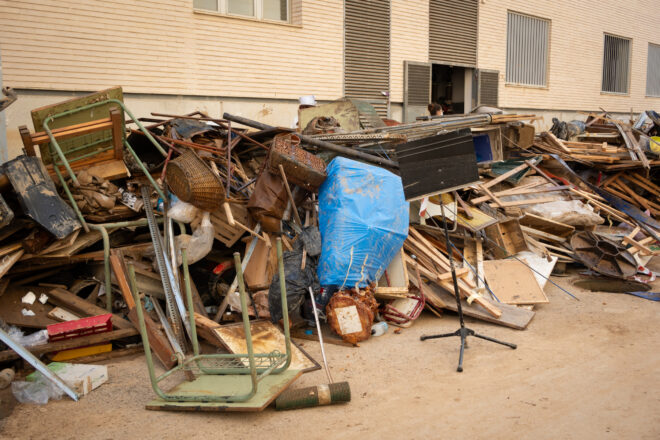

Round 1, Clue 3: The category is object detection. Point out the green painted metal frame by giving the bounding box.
[130,238,293,403]
[43,99,168,311]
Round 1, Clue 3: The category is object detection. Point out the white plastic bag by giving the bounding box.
[525,200,604,226]
[168,197,201,223]
[12,377,64,405]
[8,326,48,347]
[175,212,214,265]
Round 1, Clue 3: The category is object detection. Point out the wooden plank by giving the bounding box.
[0,250,24,279]
[520,225,567,243]
[483,260,549,305]
[47,287,133,330]
[481,162,529,190]
[410,275,534,330]
[85,159,129,181]
[111,252,175,369]
[479,184,504,208]
[0,285,58,328]
[47,306,81,322]
[541,132,571,153]
[0,327,138,362]
[376,248,409,297]
[519,213,575,237]
[487,197,556,208]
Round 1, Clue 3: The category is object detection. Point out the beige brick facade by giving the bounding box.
[478,0,660,112]
[390,0,429,103]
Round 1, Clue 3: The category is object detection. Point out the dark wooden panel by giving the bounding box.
[395,129,479,200]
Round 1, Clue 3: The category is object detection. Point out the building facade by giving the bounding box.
[1,0,659,159]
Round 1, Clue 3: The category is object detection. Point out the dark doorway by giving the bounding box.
[431,64,466,114]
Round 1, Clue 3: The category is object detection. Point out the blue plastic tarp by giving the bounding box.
[317,157,409,288]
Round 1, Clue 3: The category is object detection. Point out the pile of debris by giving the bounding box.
[0,86,658,409]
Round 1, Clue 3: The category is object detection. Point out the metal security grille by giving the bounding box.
[405,62,431,106]
[344,0,391,117]
[646,43,660,97]
[478,70,498,107]
[506,12,549,86]
[429,0,478,67]
[602,34,631,94]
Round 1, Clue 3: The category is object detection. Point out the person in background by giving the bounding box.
[293,95,317,129]
[428,103,443,117]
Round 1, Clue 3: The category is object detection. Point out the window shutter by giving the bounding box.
[403,61,431,122]
[344,0,391,117]
[429,0,478,67]
[647,43,660,97]
[478,70,499,107]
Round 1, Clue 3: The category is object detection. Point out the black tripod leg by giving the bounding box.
[420,330,459,341]
[472,332,517,349]
[457,332,466,372]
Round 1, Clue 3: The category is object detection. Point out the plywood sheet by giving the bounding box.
[483,259,549,305]
[422,282,535,330]
[213,320,319,373]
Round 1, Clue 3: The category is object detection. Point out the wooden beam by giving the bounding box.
[481,162,530,190]
[47,287,133,330]
[0,328,138,362]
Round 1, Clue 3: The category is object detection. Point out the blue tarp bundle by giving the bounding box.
[317,157,409,288]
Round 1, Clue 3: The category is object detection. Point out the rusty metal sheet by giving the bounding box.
[570,232,637,279]
[213,320,319,373]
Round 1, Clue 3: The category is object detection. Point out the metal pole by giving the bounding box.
[223,113,399,169]
[0,328,79,401]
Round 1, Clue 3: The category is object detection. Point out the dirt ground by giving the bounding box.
[0,272,658,440]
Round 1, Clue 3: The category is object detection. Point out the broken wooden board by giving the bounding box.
[208,203,251,247]
[48,307,81,322]
[0,249,24,280]
[376,247,409,298]
[0,285,57,328]
[483,259,549,305]
[211,320,320,373]
[243,232,276,290]
[421,281,535,330]
[485,219,529,259]
[85,159,130,181]
[519,213,575,238]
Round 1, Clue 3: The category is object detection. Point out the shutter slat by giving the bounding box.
[344,0,390,117]
[429,0,478,67]
[479,70,498,107]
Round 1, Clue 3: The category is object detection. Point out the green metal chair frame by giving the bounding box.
[129,238,292,403]
[43,99,168,311]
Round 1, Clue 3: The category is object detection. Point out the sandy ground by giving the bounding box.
[0,272,659,440]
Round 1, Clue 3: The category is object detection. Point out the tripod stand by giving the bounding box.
[420,204,516,372]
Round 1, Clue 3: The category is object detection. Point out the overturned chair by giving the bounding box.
[130,238,300,411]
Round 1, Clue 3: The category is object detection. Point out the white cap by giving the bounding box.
[299,95,317,106]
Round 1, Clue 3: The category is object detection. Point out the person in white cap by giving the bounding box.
[293,95,317,129]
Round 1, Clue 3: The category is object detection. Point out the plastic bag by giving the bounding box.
[269,243,319,323]
[12,377,64,405]
[317,157,409,288]
[174,211,214,265]
[8,326,48,347]
[525,200,604,226]
[168,195,201,223]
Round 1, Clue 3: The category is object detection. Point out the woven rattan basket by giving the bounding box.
[166,150,225,211]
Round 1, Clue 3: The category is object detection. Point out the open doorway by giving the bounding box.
[431,64,474,115]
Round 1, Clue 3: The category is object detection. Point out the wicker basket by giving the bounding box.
[166,150,225,211]
[268,133,326,191]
